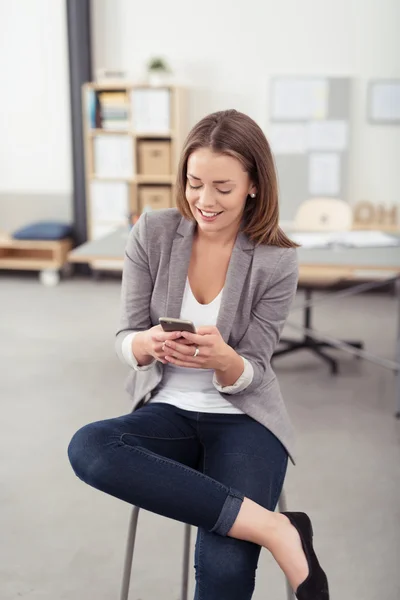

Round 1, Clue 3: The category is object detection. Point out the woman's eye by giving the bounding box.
[217,189,232,195]
[188,183,202,190]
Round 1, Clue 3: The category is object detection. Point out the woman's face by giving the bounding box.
[185,148,256,237]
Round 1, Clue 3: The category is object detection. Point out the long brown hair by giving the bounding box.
[176,109,297,247]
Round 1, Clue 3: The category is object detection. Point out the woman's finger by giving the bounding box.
[164,345,206,364]
[164,355,203,369]
[164,340,197,356]
[196,326,218,335]
[180,331,213,346]
[176,337,194,345]
[153,330,182,343]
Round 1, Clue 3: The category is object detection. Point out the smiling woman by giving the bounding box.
[68,110,329,600]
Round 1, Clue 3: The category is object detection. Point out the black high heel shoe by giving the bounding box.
[282,512,329,599]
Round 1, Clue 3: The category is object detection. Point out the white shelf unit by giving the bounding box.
[82,83,188,258]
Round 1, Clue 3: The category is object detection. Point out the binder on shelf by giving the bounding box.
[93,135,134,178]
[131,88,171,133]
[98,90,130,130]
[86,89,97,129]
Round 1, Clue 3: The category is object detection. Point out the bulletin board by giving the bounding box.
[268,77,353,221]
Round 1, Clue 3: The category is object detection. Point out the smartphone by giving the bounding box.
[159,317,196,334]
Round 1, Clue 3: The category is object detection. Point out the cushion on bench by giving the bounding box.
[13,221,73,241]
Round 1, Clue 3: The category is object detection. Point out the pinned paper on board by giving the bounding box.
[307,121,348,151]
[308,153,341,196]
[269,124,307,154]
[271,78,328,120]
[369,81,400,123]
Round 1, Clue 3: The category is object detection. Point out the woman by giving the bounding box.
[68,110,329,600]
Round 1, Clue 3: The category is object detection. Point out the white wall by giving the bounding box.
[0,0,72,228]
[92,0,400,211]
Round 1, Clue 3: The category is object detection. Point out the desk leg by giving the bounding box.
[396,279,400,419]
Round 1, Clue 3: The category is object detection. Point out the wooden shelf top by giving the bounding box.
[136,174,176,184]
[84,82,177,92]
[89,175,135,183]
[90,175,176,184]
[88,129,174,138]
[89,129,133,136]
[135,132,174,139]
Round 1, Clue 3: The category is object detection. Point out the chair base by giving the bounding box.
[273,337,364,375]
[273,287,364,375]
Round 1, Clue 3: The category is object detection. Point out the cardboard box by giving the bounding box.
[139,186,172,211]
[138,141,171,175]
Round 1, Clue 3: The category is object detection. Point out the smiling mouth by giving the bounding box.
[197,208,223,218]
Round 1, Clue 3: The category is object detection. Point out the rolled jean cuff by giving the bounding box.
[210,488,244,536]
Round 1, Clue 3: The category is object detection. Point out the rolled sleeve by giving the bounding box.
[121,331,157,371]
[213,356,254,394]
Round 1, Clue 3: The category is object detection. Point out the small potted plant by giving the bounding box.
[147,56,171,86]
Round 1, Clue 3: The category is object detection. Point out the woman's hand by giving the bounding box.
[132,325,194,365]
[162,326,234,370]
[133,326,193,366]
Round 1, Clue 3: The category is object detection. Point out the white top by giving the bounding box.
[121,279,254,413]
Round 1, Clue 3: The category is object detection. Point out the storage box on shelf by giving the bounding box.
[137,140,171,176]
[138,186,172,212]
[82,83,187,271]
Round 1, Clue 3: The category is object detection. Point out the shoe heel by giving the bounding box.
[286,512,313,539]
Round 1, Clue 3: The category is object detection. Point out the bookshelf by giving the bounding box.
[82,83,187,267]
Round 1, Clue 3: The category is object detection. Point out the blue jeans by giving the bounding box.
[68,403,288,600]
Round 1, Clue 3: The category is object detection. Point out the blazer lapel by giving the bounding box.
[165,217,195,318]
[217,231,254,342]
[165,217,254,341]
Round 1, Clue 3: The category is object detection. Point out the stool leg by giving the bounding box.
[284,572,296,600]
[120,506,140,600]
[277,490,288,513]
[180,524,191,600]
[277,491,296,600]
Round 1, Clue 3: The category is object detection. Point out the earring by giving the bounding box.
[250,193,256,198]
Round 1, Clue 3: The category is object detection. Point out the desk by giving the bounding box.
[68,228,129,265]
[297,244,400,278]
[69,229,400,278]
[69,228,400,416]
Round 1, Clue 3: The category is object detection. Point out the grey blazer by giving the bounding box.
[116,208,299,461]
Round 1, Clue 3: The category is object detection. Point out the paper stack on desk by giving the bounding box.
[291,230,400,249]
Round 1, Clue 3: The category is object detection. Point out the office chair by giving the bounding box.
[120,488,295,600]
[273,198,364,375]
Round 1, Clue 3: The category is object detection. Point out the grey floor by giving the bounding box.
[1,273,400,600]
